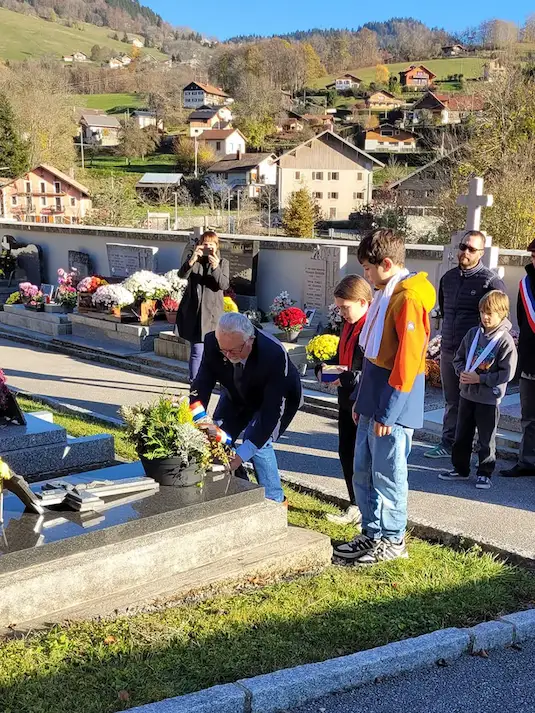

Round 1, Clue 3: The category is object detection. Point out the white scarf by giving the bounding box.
[359,268,410,359]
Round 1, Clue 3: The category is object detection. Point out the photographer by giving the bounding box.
[176,231,230,380]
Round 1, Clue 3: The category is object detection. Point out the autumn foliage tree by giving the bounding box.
[283,188,321,238]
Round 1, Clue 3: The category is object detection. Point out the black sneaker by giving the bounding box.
[475,475,491,489]
[355,538,408,565]
[438,470,469,481]
[333,534,374,560]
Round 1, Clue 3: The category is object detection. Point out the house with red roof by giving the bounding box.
[398,65,437,89]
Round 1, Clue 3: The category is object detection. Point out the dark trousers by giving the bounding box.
[338,406,357,505]
[440,351,460,450]
[189,342,204,381]
[519,377,535,469]
[452,397,499,477]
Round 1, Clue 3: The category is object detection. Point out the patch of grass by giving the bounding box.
[83,153,177,176]
[313,57,487,89]
[0,7,167,61]
[71,93,145,112]
[1,397,535,712]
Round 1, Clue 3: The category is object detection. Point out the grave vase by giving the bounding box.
[138,299,157,326]
[283,329,300,343]
[164,310,178,324]
[139,455,204,487]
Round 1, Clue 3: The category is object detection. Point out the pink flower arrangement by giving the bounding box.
[57,268,78,287]
[19,282,40,299]
[77,276,108,294]
[56,285,77,308]
[162,295,180,311]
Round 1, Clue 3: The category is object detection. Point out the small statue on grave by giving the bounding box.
[0,369,26,426]
[0,457,44,528]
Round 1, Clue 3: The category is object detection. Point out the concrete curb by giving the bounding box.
[125,612,535,713]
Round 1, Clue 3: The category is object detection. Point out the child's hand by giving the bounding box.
[460,371,480,384]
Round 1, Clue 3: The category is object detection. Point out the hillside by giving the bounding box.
[0,7,168,61]
[312,57,487,88]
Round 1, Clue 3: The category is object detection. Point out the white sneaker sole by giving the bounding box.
[475,483,491,489]
[438,475,469,481]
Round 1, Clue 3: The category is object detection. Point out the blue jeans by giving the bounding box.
[353,416,413,543]
[189,342,204,381]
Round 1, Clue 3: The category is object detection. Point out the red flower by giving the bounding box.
[274,307,306,330]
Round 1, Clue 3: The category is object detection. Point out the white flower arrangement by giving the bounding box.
[269,290,296,318]
[122,271,171,301]
[328,303,343,333]
[92,284,135,309]
[164,270,188,301]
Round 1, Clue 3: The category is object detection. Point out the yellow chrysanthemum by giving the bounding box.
[223,296,239,313]
[306,334,340,363]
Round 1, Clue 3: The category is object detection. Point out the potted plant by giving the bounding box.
[5,291,21,305]
[122,271,170,325]
[305,333,340,366]
[19,282,45,311]
[223,296,239,313]
[268,290,296,320]
[121,395,213,486]
[55,285,77,312]
[162,295,180,324]
[274,306,307,343]
[92,284,135,318]
[77,276,109,311]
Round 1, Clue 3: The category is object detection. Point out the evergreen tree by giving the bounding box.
[0,93,29,178]
[283,188,320,237]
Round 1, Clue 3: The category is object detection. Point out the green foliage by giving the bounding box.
[119,120,158,163]
[239,117,275,150]
[0,92,28,177]
[5,291,21,305]
[283,188,321,238]
[120,395,209,465]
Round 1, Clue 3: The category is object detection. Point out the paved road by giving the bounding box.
[2,337,535,560]
[290,640,535,713]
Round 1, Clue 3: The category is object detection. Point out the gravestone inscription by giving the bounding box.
[219,240,259,296]
[106,243,158,278]
[68,250,92,279]
[303,245,348,310]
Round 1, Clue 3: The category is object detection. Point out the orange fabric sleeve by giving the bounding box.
[388,298,429,393]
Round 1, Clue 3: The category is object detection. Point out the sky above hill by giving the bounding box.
[146,0,531,39]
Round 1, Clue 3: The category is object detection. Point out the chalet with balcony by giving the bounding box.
[364,124,417,152]
[206,151,277,197]
[407,91,485,125]
[326,74,362,92]
[183,82,233,108]
[187,106,233,137]
[398,65,436,89]
[0,164,92,224]
[199,128,246,158]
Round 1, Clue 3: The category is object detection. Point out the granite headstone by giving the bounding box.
[106,243,158,278]
[68,250,92,279]
[1,237,42,285]
[219,239,259,296]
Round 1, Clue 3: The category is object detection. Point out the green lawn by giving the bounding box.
[313,57,487,89]
[0,397,534,713]
[71,93,146,113]
[83,153,177,175]
[0,7,167,61]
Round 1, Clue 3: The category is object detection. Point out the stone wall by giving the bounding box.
[0,222,529,329]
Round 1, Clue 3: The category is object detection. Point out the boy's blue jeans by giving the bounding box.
[353,415,413,543]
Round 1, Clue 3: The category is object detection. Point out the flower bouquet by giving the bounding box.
[306,334,340,365]
[55,285,77,311]
[327,303,343,335]
[121,395,212,487]
[223,296,239,313]
[76,276,109,311]
[122,271,171,325]
[164,270,188,302]
[92,284,136,320]
[19,282,45,311]
[274,306,307,342]
[269,290,296,319]
[162,295,180,324]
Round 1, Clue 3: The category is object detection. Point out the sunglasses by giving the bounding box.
[458,243,483,254]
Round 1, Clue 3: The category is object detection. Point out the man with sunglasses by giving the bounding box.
[425,229,506,459]
[190,312,302,502]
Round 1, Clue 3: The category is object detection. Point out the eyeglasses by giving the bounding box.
[218,339,248,357]
[458,243,483,254]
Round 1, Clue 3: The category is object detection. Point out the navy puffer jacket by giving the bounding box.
[439,262,506,354]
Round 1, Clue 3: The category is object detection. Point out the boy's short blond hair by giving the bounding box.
[479,290,509,319]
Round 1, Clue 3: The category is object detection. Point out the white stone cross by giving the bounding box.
[456,177,493,232]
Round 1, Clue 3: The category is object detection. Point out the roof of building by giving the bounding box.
[200,128,244,140]
[80,113,121,129]
[273,129,384,167]
[184,82,230,98]
[387,146,463,188]
[132,110,157,117]
[337,73,362,81]
[365,126,416,142]
[399,64,437,78]
[207,152,274,172]
[136,172,183,187]
[367,90,399,101]
[442,44,464,49]
[0,164,90,196]
[187,106,222,120]
[411,91,485,112]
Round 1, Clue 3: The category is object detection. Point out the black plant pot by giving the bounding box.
[139,455,204,487]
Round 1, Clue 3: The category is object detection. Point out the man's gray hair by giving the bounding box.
[217,312,255,338]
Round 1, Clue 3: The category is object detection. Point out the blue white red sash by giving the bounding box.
[519,276,535,333]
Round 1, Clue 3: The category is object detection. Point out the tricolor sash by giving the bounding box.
[465,328,503,373]
[519,276,535,333]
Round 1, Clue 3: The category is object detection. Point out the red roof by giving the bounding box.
[199,129,240,140]
[399,64,437,79]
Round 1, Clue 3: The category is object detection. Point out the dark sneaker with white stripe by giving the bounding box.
[475,475,492,489]
[438,470,469,481]
[355,538,408,565]
[333,534,374,560]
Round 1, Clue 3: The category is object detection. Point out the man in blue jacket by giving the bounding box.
[425,230,506,458]
[190,312,302,502]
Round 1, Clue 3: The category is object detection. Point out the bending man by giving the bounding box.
[190,313,302,502]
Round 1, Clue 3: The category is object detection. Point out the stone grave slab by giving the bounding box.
[0,462,289,627]
[0,411,114,479]
[107,243,158,278]
[154,330,191,361]
[70,312,170,352]
[0,304,72,336]
[219,239,259,298]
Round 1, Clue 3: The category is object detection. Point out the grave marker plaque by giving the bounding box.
[303,245,348,309]
[219,240,259,296]
[68,250,92,278]
[106,243,158,278]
